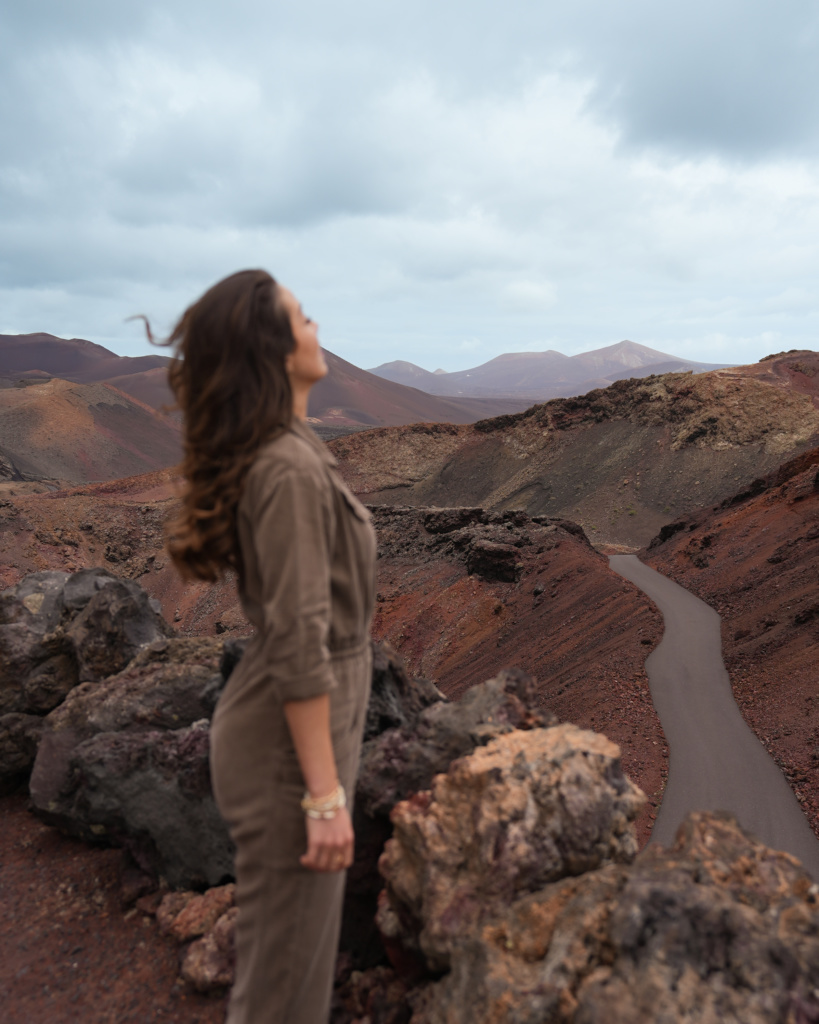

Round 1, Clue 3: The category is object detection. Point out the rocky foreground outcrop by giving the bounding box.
[0,568,173,793]
[3,567,819,1022]
[354,810,819,1024]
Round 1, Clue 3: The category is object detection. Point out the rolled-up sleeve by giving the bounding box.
[244,461,337,702]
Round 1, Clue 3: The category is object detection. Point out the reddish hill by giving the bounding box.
[0,378,181,486]
[1,334,532,429]
[646,446,819,837]
[329,353,819,548]
[108,351,533,428]
[104,367,178,419]
[0,333,169,382]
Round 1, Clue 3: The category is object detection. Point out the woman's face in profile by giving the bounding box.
[279,286,328,389]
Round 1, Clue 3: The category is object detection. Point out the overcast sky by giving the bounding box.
[2,0,818,371]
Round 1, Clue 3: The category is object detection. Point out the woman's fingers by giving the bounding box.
[301,811,354,872]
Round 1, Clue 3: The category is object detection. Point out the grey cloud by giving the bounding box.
[1,0,818,371]
[578,0,819,157]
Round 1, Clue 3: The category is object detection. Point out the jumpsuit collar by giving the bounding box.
[289,417,338,468]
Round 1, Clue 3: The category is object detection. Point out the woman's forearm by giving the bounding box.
[283,694,338,797]
[284,693,354,872]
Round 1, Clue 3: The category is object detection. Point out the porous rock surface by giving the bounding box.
[377,725,645,972]
[138,884,239,993]
[345,658,554,967]
[394,812,819,1024]
[29,634,232,887]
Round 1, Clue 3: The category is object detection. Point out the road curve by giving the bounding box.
[610,553,819,880]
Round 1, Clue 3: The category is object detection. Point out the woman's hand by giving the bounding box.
[301,806,354,872]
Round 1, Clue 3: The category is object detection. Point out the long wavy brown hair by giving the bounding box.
[159,269,295,581]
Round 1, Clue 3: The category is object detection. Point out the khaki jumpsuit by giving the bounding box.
[210,419,376,1024]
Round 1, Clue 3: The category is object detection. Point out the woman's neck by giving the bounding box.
[291,386,309,421]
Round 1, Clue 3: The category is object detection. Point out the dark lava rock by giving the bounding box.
[0,571,76,718]
[0,712,45,795]
[0,568,174,788]
[357,666,554,819]
[60,722,233,888]
[464,537,520,582]
[372,505,587,584]
[29,636,227,881]
[363,641,443,742]
[66,576,173,682]
[219,637,249,683]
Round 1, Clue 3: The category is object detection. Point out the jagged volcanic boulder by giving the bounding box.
[344,664,555,967]
[29,636,231,886]
[0,571,75,718]
[377,725,644,972]
[357,666,553,819]
[0,568,173,786]
[65,573,174,682]
[363,640,443,741]
[401,812,819,1024]
[56,721,234,887]
[0,712,44,795]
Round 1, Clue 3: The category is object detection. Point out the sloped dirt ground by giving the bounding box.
[369,506,667,846]
[0,793,228,1024]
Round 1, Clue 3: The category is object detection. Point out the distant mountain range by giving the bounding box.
[0,333,533,435]
[369,341,732,400]
[0,334,732,465]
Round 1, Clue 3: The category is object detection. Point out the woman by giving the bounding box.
[162,269,377,1024]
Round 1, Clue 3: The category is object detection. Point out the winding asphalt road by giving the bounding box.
[610,554,819,879]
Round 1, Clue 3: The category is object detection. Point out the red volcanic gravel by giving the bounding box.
[0,794,228,1024]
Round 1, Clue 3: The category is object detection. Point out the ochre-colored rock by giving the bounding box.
[170,884,236,942]
[374,810,819,1024]
[179,907,238,993]
[378,724,644,971]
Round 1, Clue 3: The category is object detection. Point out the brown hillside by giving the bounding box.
[0,378,181,486]
[329,354,819,548]
[104,367,178,419]
[107,352,532,429]
[645,446,819,837]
